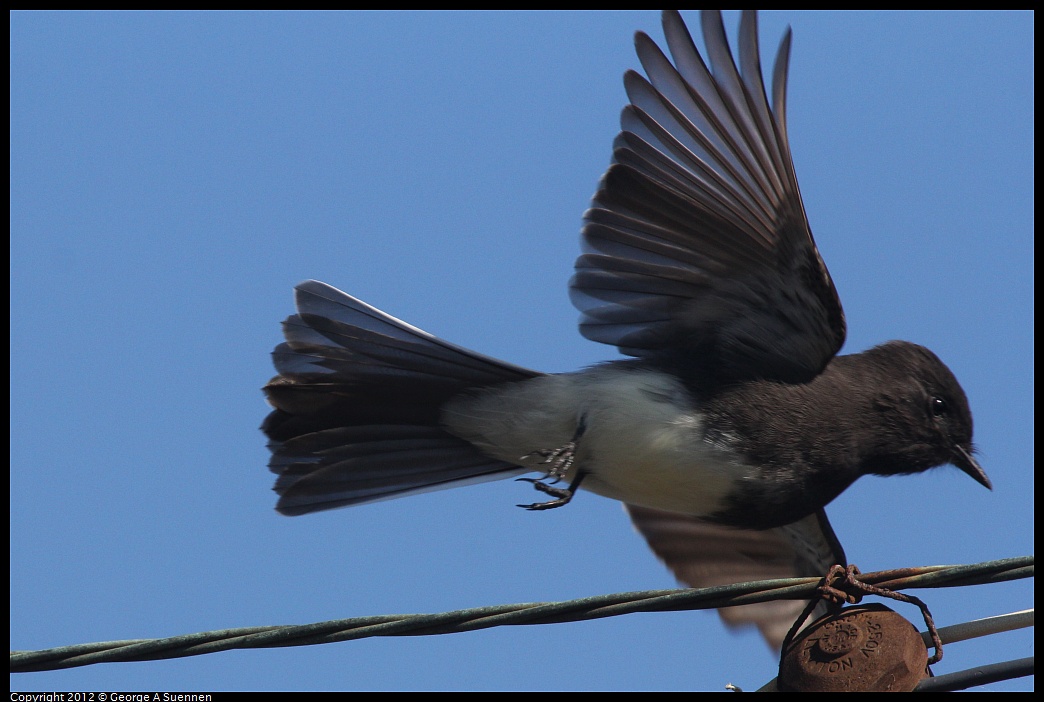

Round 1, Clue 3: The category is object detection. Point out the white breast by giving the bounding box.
[441,366,751,517]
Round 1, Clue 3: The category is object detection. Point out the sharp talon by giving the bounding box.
[516,471,586,511]
[517,484,573,510]
[519,496,573,511]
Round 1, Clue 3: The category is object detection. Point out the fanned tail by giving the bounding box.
[263,280,540,516]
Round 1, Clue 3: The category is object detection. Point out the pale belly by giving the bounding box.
[441,366,752,517]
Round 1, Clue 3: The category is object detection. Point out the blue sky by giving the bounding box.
[10,11,1033,692]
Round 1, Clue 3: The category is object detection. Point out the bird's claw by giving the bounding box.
[516,480,576,511]
[520,441,577,482]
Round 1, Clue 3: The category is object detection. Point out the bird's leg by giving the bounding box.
[516,418,587,510]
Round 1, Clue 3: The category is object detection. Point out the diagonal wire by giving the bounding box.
[10,555,1032,673]
[914,657,1035,692]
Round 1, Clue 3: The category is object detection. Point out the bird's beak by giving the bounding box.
[954,445,992,490]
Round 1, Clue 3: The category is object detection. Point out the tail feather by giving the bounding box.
[276,280,537,383]
[272,425,520,516]
[263,280,540,516]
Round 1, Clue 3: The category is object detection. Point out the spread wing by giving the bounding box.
[626,504,846,650]
[571,10,845,385]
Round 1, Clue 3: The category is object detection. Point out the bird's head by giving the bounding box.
[864,341,991,489]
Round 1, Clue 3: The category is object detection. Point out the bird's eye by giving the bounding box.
[930,396,949,417]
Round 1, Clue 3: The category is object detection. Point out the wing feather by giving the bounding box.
[572,10,845,385]
[627,503,846,649]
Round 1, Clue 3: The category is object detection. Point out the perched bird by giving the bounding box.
[262,10,991,648]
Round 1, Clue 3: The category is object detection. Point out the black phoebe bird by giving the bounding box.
[262,10,991,648]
